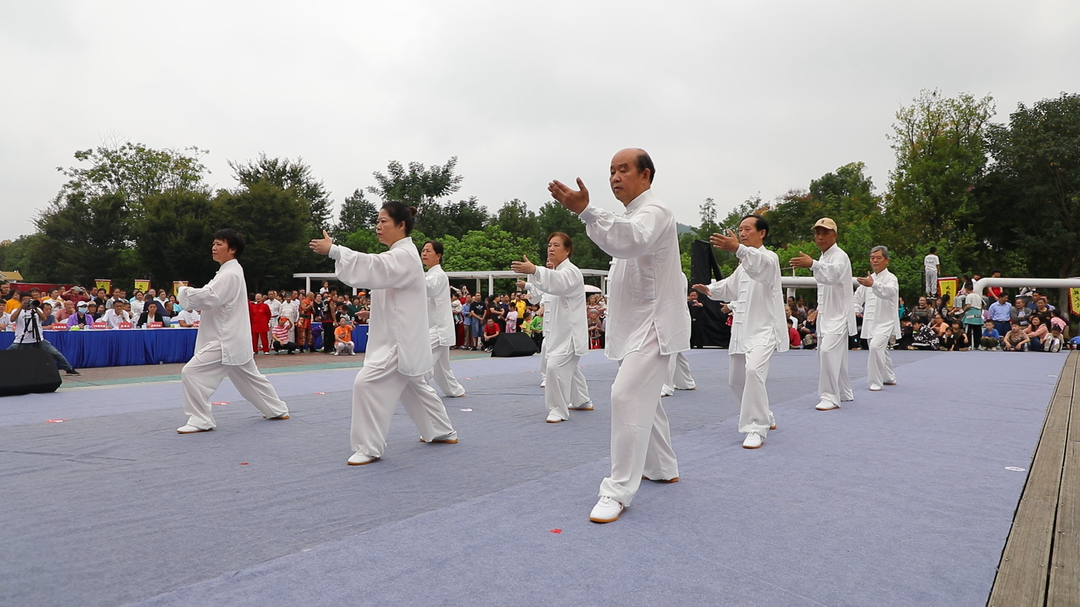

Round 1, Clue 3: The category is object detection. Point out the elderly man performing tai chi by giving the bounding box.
[789,217,856,411]
[176,229,290,434]
[549,148,691,524]
[310,202,458,466]
[693,215,787,449]
[421,240,466,398]
[854,246,901,391]
[511,232,593,423]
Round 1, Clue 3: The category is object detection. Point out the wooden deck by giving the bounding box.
[989,351,1080,607]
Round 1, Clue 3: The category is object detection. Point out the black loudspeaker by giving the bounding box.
[0,348,63,397]
[491,332,538,357]
[690,239,731,348]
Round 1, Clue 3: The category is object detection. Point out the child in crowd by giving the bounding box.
[1046,326,1064,353]
[588,310,604,349]
[505,306,518,333]
[980,320,1001,350]
[334,318,355,356]
[1004,321,1030,352]
[787,318,802,349]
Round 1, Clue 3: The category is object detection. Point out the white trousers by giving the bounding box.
[181,345,289,430]
[662,351,696,393]
[544,352,591,419]
[866,331,896,388]
[350,357,456,459]
[925,271,937,295]
[598,328,678,506]
[817,333,852,406]
[335,341,354,355]
[729,345,776,436]
[538,337,548,375]
[429,345,465,397]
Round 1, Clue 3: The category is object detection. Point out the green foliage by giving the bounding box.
[440,225,534,274]
[335,189,378,238]
[535,201,611,276]
[368,157,463,207]
[57,141,210,207]
[137,189,221,287]
[32,192,137,284]
[229,153,333,235]
[494,199,542,244]
[416,196,490,239]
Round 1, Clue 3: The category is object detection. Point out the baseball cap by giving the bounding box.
[812,218,837,232]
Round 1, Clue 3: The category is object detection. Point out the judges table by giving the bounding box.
[0,326,369,369]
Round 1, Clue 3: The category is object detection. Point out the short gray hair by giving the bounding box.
[870,245,890,259]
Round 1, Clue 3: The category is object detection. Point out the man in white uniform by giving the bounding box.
[422,240,466,398]
[549,148,691,524]
[693,215,787,449]
[176,229,290,433]
[924,247,940,296]
[512,233,592,422]
[790,218,856,411]
[854,246,900,390]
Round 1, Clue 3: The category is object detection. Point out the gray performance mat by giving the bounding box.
[0,348,1064,607]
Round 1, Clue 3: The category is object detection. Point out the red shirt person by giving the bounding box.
[249,293,273,354]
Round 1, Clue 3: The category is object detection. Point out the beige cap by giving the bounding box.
[812,217,837,233]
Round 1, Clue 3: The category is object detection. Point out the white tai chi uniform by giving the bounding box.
[330,239,457,459]
[661,352,696,396]
[278,299,298,343]
[425,263,465,398]
[924,253,939,295]
[525,282,551,384]
[178,259,289,430]
[702,244,788,436]
[810,243,856,407]
[528,258,591,420]
[854,268,900,388]
[580,189,691,505]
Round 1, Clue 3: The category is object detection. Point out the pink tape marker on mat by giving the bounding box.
[46,419,66,423]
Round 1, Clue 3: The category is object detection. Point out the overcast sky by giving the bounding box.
[1,0,1076,243]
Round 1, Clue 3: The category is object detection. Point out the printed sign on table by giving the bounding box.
[147,322,163,329]
[118,322,133,330]
[49,324,69,331]
[92,321,108,330]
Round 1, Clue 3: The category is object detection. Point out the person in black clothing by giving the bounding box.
[136,301,165,328]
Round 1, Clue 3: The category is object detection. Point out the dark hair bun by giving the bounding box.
[409,206,418,217]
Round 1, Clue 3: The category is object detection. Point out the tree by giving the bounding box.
[982,93,1080,281]
[229,153,333,234]
[335,189,378,238]
[57,141,210,206]
[137,190,221,288]
[536,201,611,275]
[493,199,542,244]
[368,157,464,208]
[885,89,995,263]
[418,196,489,239]
[441,225,535,274]
[32,192,136,284]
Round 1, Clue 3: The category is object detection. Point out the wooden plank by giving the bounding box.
[989,352,1076,607]
[1048,352,1080,607]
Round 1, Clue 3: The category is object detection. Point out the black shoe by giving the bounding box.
[65,369,82,376]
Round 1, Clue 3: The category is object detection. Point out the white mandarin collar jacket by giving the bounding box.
[703,244,788,355]
[810,243,857,336]
[178,259,253,366]
[528,258,588,358]
[330,239,433,376]
[425,264,455,348]
[854,268,901,339]
[578,189,690,361]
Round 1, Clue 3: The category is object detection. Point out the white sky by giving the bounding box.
[1,0,1077,242]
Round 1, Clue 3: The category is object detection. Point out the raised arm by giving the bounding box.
[736,245,779,286]
[331,245,414,290]
[528,263,584,298]
[810,256,851,286]
[578,203,666,260]
[178,272,238,311]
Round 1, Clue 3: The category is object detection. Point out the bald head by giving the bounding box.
[609,148,654,205]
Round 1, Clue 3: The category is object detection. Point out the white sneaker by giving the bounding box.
[589,496,624,523]
[869,384,882,391]
[546,412,566,423]
[539,380,546,388]
[743,432,763,449]
[660,385,674,397]
[333,351,340,356]
[568,401,593,411]
[815,401,839,411]
[176,424,213,434]
[347,451,379,466]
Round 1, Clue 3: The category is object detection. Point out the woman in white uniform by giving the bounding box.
[309,203,458,466]
[421,240,466,398]
[512,233,592,422]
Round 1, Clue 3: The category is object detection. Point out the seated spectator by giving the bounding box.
[40,303,57,326]
[67,302,95,328]
[941,322,969,351]
[55,300,75,322]
[176,307,200,327]
[43,289,63,312]
[787,318,802,349]
[101,300,132,329]
[271,318,298,354]
[910,297,933,326]
[333,318,355,356]
[1024,315,1049,351]
[136,301,165,328]
[481,317,501,351]
[1004,322,1030,351]
[910,320,939,350]
[1011,298,1031,327]
[0,310,10,331]
[5,290,23,314]
[929,314,948,338]
[897,297,907,321]
[1049,312,1067,335]
[1046,326,1064,353]
[981,321,1001,350]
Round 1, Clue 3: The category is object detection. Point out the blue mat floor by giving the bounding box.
[0,348,1066,607]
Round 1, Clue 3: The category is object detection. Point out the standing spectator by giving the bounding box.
[469,293,485,350]
[962,288,985,349]
[549,148,690,524]
[7,296,80,375]
[789,217,856,412]
[421,240,465,398]
[319,289,337,353]
[451,292,464,349]
[249,293,272,354]
[297,292,315,353]
[266,290,282,329]
[460,292,474,350]
[279,292,298,343]
[987,292,1013,337]
[1011,297,1031,327]
[924,247,940,296]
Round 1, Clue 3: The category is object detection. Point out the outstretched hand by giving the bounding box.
[691,283,712,296]
[856,272,875,287]
[548,178,590,214]
[309,230,333,256]
[710,230,740,252]
[511,254,537,276]
[789,251,814,269]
